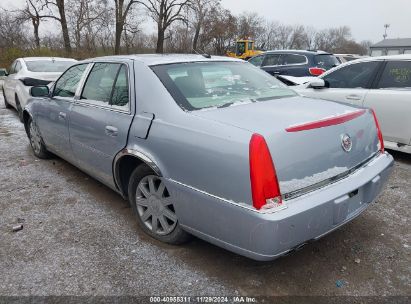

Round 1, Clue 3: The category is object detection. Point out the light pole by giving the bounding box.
[383,24,390,39]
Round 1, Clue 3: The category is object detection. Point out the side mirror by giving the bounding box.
[309,78,327,89]
[30,86,50,97]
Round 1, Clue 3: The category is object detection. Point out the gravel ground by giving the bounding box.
[0,96,410,297]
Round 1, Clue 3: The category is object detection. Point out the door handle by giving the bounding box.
[58,112,66,119]
[105,126,118,136]
[345,95,361,101]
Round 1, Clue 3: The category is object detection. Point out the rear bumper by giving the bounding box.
[167,152,394,261]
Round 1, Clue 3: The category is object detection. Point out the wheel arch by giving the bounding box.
[113,149,163,198]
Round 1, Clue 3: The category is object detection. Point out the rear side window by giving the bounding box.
[81,63,121,105]
[81,63,129,110]
[54,64,88,98]
[262,54,281,66]
[377,61,411,89]
[314,54,340,69]
[281,54,306,65]
[323,61,380,89]
[111,65,129,109]
[15,61,22,73]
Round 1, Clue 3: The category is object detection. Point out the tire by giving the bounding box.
[28,118,50,159]
[15,95,24,122]
[2,90,11,109]
[128,164,191,245]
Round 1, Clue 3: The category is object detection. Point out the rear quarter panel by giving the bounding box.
[127,61,253,205]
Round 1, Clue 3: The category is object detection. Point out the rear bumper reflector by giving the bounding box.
[286,109,366,132]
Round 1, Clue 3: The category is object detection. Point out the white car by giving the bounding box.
[0,68,7,90]
[294,54,411,154]
[2,57,77,121]
[334,54,367,63]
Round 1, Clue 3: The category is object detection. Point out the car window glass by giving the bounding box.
[54,64,88,98]
[111,65,129,110]
[81,63,121,106]
[15,61,22,73]
[25,60,75,72]
[281,54,306,65]
[262,54,281,66]
[249,55,264,66]
[404,50,411,54]
[377,61,411,89]
[153,61,296,111]
[322,61,380,89]
[236,42,245,56]
[248,42,253,50]
[9,61,17,74]
[314,55,340,69]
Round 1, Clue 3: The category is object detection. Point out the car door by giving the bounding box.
[363,60,411,145]
[298,61,382,105]
[69,61,134,187]
[3,60,21,106]
[36,63,89,159]
[275,53,308,76]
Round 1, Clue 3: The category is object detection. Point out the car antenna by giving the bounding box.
[193,48,211,59]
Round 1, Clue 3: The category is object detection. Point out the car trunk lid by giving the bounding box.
[192,96,379,196]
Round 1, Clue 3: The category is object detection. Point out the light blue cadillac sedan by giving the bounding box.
[23,54,394,261]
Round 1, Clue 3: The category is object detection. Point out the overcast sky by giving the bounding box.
[1,0,410,43]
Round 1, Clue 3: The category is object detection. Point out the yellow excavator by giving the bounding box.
[227,39,263,60]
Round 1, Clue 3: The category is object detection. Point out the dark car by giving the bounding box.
[248,50,340,77]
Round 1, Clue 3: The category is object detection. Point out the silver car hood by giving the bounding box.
[192,96,379,195]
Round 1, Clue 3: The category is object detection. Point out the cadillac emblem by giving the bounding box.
[341,134,353,152]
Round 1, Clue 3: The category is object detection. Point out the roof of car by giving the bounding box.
[320,54,411,78]
[343,54,411,63]
[264,50,331,55]
[20,57,77,62]
[87,54,243,66]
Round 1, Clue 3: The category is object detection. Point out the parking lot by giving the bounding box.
[0,95,410,297]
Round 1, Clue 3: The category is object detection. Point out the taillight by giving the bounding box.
[309,67,326,76]
[249,134,282,210]
[371,109,384,152]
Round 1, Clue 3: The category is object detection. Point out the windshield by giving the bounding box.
[25,60,75,73]
[152,61,297,111]
[236,42,246,56]
[314,54,340,69]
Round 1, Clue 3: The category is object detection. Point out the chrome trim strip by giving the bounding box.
[283,152,381,200]
[168,179,287,214]
[169,151,382,213]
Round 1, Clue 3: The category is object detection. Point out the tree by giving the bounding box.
[113,0,139,54]
[67,0,107,52]
[16,0,47,48]
[201,5,236,55]
[42,0,71,54]
[138,0,192,53]
[190,0,218,51]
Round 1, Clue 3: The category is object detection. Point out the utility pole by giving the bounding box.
[383,24,390,39]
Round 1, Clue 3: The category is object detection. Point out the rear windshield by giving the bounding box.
[314,54,340,69]
[25,60,75,73]
[152,62,297,111]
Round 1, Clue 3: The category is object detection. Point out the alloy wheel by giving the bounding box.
[135,175,177,236]
[29,121,42,155]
